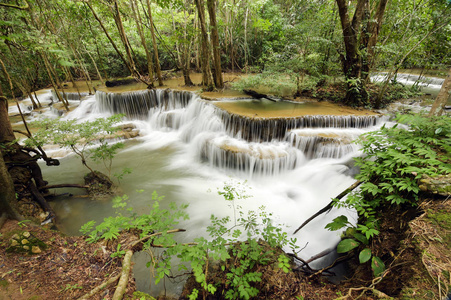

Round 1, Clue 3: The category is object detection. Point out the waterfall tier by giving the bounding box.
[96,89,194,118]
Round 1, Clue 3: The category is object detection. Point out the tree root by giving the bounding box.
[0,212,7,230]
[334,270,390,300]
[112,250,134,300]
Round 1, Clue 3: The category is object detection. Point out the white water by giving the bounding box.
[21,88,397,295]
[371,72,444,96]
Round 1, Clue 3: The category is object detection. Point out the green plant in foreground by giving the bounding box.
[327,113,451,276]
[81,181,296,300]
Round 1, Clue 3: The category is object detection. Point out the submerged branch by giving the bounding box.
[293,180,362,234]
[39,184,89,190]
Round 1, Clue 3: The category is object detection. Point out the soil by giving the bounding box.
[0,220,137,300]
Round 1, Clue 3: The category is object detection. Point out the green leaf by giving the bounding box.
[325,215,349,231]
[336,239,360,253]
[371,256,385,276]
[352,233,369,245]
[359,248,372,263]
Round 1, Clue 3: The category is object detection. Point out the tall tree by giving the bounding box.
[336,0,388,106]
[194,0,214,90]
[207,0,223,88]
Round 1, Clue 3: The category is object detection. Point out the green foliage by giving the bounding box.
[26,115,126,179]
[81,181,295,299]
[80,191,189,244]
[327,113,450,278]
[111,243,126,258]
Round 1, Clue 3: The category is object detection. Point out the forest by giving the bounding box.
[1,0,451,299]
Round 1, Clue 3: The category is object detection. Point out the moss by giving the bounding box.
[0,279,9,287]
[130,291,156,300]
[427,209,451,248]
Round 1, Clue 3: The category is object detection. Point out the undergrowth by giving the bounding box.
[327,113,451,275]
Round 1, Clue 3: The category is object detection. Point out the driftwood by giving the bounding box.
[293,180,362,234]
[39,184,89,191]
[112,250,134,300]
[243,89,278,102]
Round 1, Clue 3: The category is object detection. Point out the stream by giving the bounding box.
[7,78,441,296]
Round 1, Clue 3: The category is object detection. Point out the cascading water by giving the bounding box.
[36,88,393,296]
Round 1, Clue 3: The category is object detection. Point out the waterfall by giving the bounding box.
[52,90,89,101]
[43,87,403,296]
[78,89,386,177]
[216,109,381,142]
[96,89,194,118]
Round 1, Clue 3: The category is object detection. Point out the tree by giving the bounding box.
[335,0,388,106]
[0,94,24,223]
[207,0,223,88]
[194,0,215,90]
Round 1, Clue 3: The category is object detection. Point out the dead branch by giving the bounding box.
[243,89,278,102]
[112,250,133,300]
[39,184,89,190]
[294,180,362,234]
[77,273,121,300]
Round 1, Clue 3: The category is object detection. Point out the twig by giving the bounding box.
[130,228,186,248]
[294,180,362,234]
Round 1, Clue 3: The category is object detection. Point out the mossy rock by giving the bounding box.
[131,291,156,300]
[419,174,451,196]
[84,171,114,198]
[6,231,47,255]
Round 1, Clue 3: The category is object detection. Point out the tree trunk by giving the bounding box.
[182,1,194,86]
[146,0,164,86]
[429,67,451,116]
[361,0,389,82]
[111,0,137,76]
[131,0,154,87]
[207,0,223,88]
[0,152,23,222]
[194,0,214,91]
[336,0,370,106]
[85,1,133,75]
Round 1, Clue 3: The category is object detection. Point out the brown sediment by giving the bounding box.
[214,100,378,118]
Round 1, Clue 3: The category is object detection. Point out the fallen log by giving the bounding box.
[38,184,89,190]
[293,180,362,234]
[243,89,278,102]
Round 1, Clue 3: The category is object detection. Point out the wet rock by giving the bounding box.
[84,171,114,198]
[32,246,42,254]
[7,231,47,255]
[419,174,451,197]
